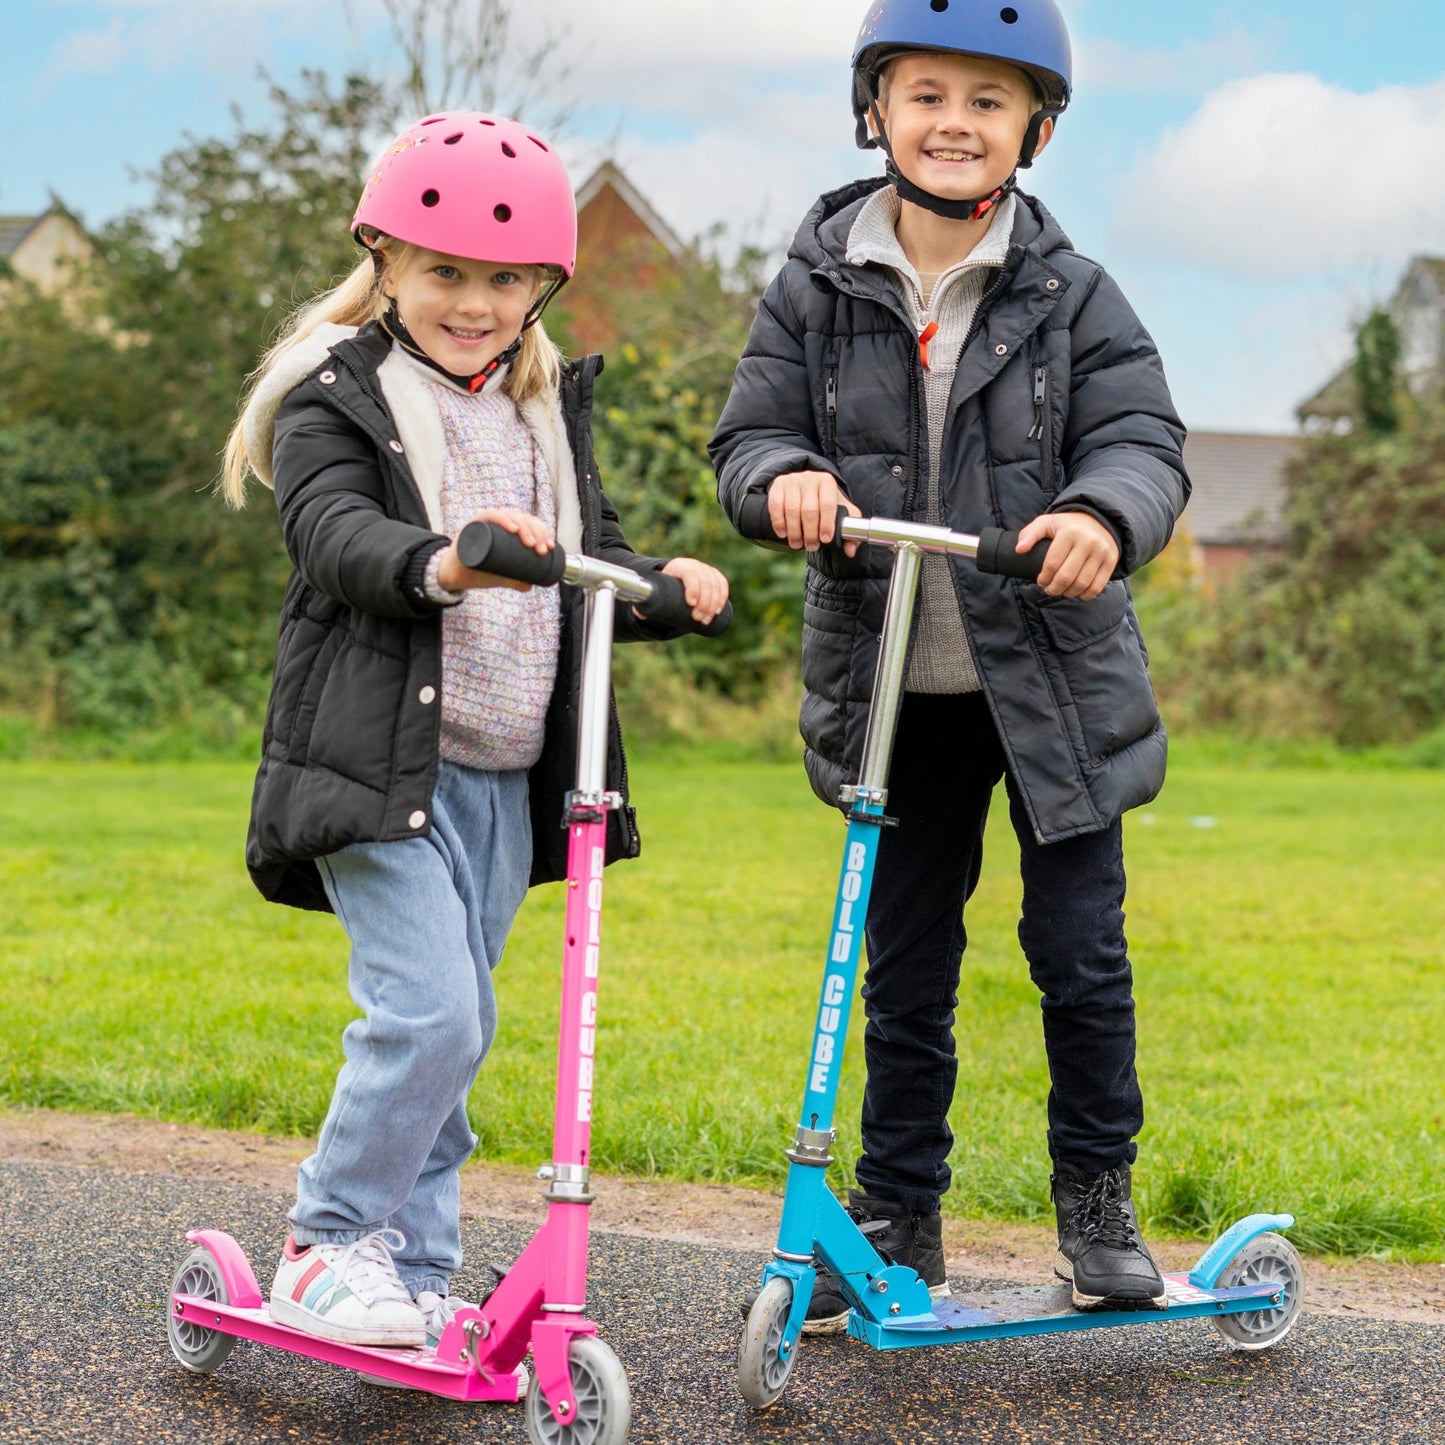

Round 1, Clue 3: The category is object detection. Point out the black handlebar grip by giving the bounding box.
[735,493,784,547]
[976,527,1050,581]
[455,521,566,586]
[734,493,855,555]
[636,570,733,638]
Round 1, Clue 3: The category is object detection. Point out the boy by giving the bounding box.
[712,0,1189,1330]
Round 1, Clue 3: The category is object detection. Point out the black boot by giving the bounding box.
[1052,1161,1166,1312]
[742,1189,951,1335]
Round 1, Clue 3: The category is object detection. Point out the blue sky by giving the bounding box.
[5,0,1445,431]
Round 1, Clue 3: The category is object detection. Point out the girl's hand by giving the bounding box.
[657,557,730,626]
[1015,511,1120,600]
[435,509,555,592]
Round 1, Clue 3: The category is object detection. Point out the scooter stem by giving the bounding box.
[854,542,922,800]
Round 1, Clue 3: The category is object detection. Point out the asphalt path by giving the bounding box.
[2,1160,1441,1444]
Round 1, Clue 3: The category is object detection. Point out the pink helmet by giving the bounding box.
[352,112,577,276]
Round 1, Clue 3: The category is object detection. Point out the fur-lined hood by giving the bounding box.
[240,322,583,553]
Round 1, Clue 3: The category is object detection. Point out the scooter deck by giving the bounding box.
[171,1295,525,1401]
[849,1272,1284,1349]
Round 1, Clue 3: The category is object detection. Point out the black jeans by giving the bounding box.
[854,692,1143,1214]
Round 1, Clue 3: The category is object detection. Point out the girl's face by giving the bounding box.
[877,52,1050,204]
[385,248,541,375]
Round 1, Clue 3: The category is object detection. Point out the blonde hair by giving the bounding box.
[220,235,563,508]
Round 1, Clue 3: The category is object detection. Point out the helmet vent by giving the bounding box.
[501,142,517,158]
[930,0,948,11]
[1001,6,1019,20]
[529,136,549,151]
[444,133,463,145]
[494,204,512,223]
[421,189,440,208]
[478,118,496,126]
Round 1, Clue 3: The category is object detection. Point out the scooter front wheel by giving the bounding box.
[737,1276,798,1409]
[167,1245,238,1374]
[1211,1232,1305,1351]
[525,1334,631,1445]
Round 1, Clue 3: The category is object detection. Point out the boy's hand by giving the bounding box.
[653,558,730,626]
[767,471,861,557]
[1015,512,1120,600]
[436,508,554,592]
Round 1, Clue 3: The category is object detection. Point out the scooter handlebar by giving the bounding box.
[634,571,734,638]
[457,521,732,637]
[974,527,1050,581]
[456,520,567,586]
[732,494,1048,581]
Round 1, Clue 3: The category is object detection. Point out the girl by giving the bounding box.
[222,112,728,1351]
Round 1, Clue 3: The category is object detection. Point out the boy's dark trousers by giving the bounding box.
[855,692,1143,1215]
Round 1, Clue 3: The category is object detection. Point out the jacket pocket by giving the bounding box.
[1027,365,1057,497]
[819,344,839,459]
[1031,584,1159,766]
[800,568,864,766]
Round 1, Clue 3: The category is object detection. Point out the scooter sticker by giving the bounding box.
[578,843,604,1122]
[810,841,868,1097]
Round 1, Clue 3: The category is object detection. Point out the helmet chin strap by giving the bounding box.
[866,98,1052,223]
[380,304,523,393]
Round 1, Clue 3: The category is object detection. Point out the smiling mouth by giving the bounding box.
[442,325,492,342]
[927,149,982,163]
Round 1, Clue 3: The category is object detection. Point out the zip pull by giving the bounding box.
[918,321,940,372]
[826,373,838,418]
[1027,366,1047,440]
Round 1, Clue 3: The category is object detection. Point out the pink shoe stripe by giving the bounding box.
[291,1257,328,1302]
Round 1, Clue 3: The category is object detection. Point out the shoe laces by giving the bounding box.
[1068,1170,1139,1251]
[324,1228,412,1305]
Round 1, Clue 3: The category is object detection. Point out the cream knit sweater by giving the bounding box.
[846,188,1016,694]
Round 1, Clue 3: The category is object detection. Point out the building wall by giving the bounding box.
[9,214,93,296]
[560,184,680,354]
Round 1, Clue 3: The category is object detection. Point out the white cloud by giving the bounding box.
[40,18,128,78]
[1115,71,1445,277]
[1078,26,1267,98]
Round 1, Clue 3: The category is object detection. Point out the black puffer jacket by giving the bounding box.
[247,322,669,911]
[712,183,1189,842]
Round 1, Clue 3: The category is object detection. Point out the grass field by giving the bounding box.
[2,746,1442,1259]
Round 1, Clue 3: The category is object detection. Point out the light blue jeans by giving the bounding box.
[290,762,532,1297]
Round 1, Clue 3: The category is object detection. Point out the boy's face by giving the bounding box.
[876,51,1050,203]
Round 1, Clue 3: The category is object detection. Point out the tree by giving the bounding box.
[345,0,576,134]
[1354,307,1404,436]
[1148,314,1445,748]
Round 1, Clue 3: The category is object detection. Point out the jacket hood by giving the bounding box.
[789,178,1074,273]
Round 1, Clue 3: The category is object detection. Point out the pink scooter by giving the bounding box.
[168,526,730,1445]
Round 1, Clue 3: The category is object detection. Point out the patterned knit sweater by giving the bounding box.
[846,188,1016,694]
[411,360,562,771]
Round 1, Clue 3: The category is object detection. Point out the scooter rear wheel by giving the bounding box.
[1211,1232,1304,1351]
[168,1245,238,1374]
[524,1334,630,1445]
[737,1276,797,1409]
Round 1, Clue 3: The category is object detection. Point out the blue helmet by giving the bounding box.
[852,0,1072,160]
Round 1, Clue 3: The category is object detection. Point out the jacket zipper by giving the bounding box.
[824,370,838,457]
[1028,365,1056,496]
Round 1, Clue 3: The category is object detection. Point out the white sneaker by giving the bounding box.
[361,1292,530,1394]
[269,1229,426,1347]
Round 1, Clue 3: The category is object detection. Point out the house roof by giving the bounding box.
[1298,253,1445,419]
[1182,430,1297,545]
[575,160,687,260]
[0,214,45,259]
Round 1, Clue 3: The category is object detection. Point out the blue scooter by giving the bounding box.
[732,499,1303,1409]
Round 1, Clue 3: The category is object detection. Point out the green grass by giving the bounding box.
[2,746,1443,1259]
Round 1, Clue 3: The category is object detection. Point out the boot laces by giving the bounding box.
[1070,1170,1139,1251]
